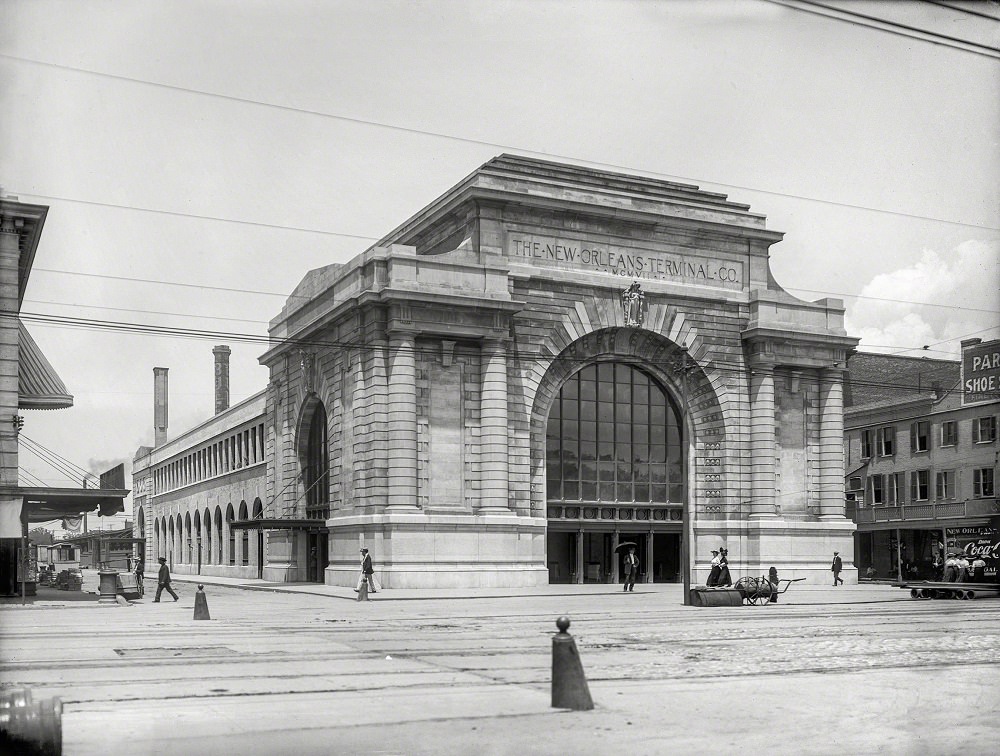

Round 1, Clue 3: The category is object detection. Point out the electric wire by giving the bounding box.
[13,309,1000,398]
[3,52,998,232]
[760,0,1000,58]
[20,435,94,481]
[19,440,88,486]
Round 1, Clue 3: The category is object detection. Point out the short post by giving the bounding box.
[551,616,594,710]
[357,579,369,602]
[193,584,211,620]
[97,569,118,605]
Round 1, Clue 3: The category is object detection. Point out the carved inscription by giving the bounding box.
[508,232,742,288]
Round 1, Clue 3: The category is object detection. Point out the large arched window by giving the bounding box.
[546,363,683,504]
[304,402,329,520]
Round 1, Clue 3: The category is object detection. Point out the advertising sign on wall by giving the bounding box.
[946,525,999,578]
[962,339,1000,405]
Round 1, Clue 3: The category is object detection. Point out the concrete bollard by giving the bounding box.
[551,616,594,711]
[0,685,62,755]
[193,585,211,620]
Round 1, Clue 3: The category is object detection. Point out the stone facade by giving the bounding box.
[260,156,858,588]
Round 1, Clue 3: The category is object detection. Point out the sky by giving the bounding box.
[1,0,998,531]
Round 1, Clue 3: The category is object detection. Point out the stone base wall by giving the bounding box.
[693,517,856,586]
[324,513,549,588]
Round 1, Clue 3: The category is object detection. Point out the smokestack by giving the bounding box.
[213,345,231,414]
[153,367,168,446]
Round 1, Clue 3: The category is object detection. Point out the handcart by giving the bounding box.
[734,575,806,605]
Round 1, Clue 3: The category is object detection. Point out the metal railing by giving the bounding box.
[855,498,999,523]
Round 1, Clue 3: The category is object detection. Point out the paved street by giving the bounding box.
[2,576,998,756]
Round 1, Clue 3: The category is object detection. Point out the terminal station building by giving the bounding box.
[133,155,859,588]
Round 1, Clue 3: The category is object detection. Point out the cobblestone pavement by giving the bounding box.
[1,581,998,755]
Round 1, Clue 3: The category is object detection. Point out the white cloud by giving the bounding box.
[846,239,1000,358]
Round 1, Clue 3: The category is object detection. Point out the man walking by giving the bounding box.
[135,557,145,597]
[622,546,639,592]
[359,548,376,594]
[153,556,179,602]
[831,551,844,586]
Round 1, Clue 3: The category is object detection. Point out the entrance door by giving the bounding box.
[307,533,328,583]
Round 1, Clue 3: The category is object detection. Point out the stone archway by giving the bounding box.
[528,327,728,585]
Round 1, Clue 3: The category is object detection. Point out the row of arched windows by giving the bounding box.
[150,499,264,567]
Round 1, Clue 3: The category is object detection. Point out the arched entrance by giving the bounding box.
[300,399,329,583]
[545,361,684,584]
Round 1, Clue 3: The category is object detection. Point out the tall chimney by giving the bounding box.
[213,345,231,414]
[153,367,168,446]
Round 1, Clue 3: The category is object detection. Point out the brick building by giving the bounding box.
[131,349,271,580]
[846,339,1000,581]
[257,155,858,588]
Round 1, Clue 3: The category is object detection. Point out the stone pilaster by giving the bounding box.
[817,367,846,519]
[386,333,419,510]
[0,216,20,491]
[749,366,777,517]
[479,339,511,514]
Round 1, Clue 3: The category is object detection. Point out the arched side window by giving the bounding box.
[136,507,145,562]
[153,519,160,559]
[226,504,235,566]
[304,402,330,520]
[214,507,223,565]
[239,501,249,566]
[204,508,213,565]
[184,512,192,563]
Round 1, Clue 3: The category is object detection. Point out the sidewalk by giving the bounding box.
[166,571,907,604]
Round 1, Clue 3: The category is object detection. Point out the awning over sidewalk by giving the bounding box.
[18,323,74,410]
[0,485,129,523]
[230,518,328,533]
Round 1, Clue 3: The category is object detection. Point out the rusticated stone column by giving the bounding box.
[386,333,419,510]
[479,339,511,514]
[818,367,846,519]
[749,366,777,517]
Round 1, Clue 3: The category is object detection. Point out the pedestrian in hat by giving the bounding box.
[943,553,959,582]
[153,557,178,602]
[622,546,639,592]
[707,550,721,587]
[717,547,732,587]
[355,548,377,594]
[831,551,843,586]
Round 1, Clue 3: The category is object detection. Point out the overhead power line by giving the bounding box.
[12,310,999,399]
[762,0,1000,58]
[4,53,999,232]
[29,264,1000,317]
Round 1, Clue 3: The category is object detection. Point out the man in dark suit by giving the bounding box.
[622,546,639,592]
[153,556,179,602]
[831,551,844,586]
[360,548,376,594]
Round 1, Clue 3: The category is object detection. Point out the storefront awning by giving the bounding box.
[230,518,328,532]
[0,486,129,522]
[18,323,73,410]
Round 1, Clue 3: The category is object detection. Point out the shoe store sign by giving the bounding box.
[507,232,742,290]
[962,339,1000,405]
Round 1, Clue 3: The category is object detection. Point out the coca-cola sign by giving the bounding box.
[946,526,999,577]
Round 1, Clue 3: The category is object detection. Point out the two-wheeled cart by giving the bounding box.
[734,576,806,605]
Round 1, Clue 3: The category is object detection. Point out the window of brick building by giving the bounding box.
[910,421,929,453]
[940,421,957,447]
[877,427,895,457]
[910,469,929,502]
[935,470,956,500]
[973,416,996,444]
[973,468,995,498]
